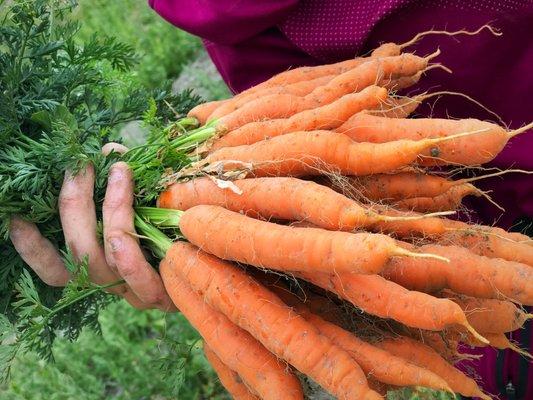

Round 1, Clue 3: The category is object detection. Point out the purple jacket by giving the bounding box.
[149,1,533,398]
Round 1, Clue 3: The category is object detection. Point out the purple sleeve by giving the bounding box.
[148,0,298,45]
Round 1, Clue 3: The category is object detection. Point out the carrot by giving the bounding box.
[336,112,533,166]
[369,96,422,118]
[438,220,533,266]
[164,241,382,400]
[188,100,227,125]
[482,333,532,358]
[376,336,489,399]
[440,291,532,333]
[207,75,334,121]
[203,344,259,400]
[340,172,475,202]
[215,53,433,132]
[289,302,453,391]
[381,71,423,92]
[382,244,533,305]
[179,205,447,275]
[159,265,303,400]
[205,130,480,178]
[396,184,480,212]
[234,40,403,97]
[158,177,452,236]
[210,86,387,150]
[297,272,485,340]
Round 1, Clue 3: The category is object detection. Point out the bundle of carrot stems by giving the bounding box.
[131,26,533,400]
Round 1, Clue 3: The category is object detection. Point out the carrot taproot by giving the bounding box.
[440,291,532,333]
[207,75,334,122]
[297,272,484,340]
[337,112,532,166]
[159,265,303,400]
[210,86,387,150]
[215,53,433,132]
[164,241,382,400]
[438,220,533,266]
[340,172,474,202]
[288,302,453,391]
[203,344,259,400]
[205,130,480,178]
[382,244,533,305]
[376,336,489,399]
[188,100,227,125]
[158,177,453,237]
[369,96,422,118]
[179,205,446,275]
[396,184,480,212]
[234,41,403,98]
[482,333,532,358]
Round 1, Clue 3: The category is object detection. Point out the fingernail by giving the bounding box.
[109,237,122,252]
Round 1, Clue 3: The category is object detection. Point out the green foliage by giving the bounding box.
[0,0,201,380]
[1,301,229,400]
[75,0,202,89]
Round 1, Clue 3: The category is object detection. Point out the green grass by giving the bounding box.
[75,0,202,89]
[1,301,229,400]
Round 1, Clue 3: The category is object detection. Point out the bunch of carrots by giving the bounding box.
[130,26,533,400]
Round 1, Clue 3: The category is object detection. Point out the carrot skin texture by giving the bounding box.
[337,113,509,166]
[382,244,533,304]
[211,86,387,149]
[298,272,473,332]
[441,292,530,333]
[343,172,468,201]
[203,344,259,400]
[216,54,428,132]
[291,307,453,391]
[164,242,382,400]
[159,265,303,400]
[179,205,407,274]
[396,184,479,212]
[159,176,415,232]
[206,130,454,178]
[376,336,487,399]
[208,75,334,122]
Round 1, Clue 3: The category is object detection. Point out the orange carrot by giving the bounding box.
[382,244,533,305]
[396,184,480,212]
[207,75,334,121]
[164,241,382,400]
[294,305,453,391]
[158,177,452,235]
[215,53,432,132]
[203,344,259,400]
[376,336,488,399]
[188,100,227,125]
[159,265,303,400]
[297,272,484,339]
[210,86,387,149]
[340,172,475,201]
[440,291,532,333]
[205,130,478,178]
[336,113,532,166]
[179,205,446,275]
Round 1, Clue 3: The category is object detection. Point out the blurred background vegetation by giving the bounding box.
[0,1,452,399]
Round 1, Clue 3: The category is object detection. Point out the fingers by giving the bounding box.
[102,142,128,156]
[59,164,128,296]
[107,232,176,311]
[103,162,176,311]
[9,216,69,286]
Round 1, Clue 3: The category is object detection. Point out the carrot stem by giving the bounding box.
[134,213,173,258]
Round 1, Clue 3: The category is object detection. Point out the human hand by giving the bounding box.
[9,143,176,311]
